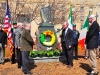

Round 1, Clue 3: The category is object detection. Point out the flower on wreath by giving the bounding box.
[40,30,56,46]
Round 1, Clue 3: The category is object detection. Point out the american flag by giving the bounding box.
[4,0,14,55]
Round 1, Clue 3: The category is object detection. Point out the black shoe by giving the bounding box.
[89,72,99,75]
[24,71,33,74]
[11,61,16,64]
[1,62,4,65]
[65,62,69,65]
[75,58,78,60]
[74,56,78,60]
[67,65,73,68]
[87,70,92,72]
[18,65,21,68]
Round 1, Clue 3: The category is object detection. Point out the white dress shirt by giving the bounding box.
[65,28,68,36]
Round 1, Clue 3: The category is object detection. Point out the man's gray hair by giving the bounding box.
[89,14,96,20]
[17,22,23,26]
[24,23,31,28]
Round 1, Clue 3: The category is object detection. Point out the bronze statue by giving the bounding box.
[40,4,51,23]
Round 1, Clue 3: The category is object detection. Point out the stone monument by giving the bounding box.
[37,4,59,50]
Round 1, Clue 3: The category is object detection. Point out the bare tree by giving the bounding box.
[0,2,6,24]
[14,0,70,24]
[0,0,90,25]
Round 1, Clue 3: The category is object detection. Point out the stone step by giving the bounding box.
[29,56,65,63]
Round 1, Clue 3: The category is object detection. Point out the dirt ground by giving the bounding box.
[0,57,100,75]
[0,47,99,75]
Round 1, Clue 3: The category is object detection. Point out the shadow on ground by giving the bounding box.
[79,63,92,72]
[29,59,37,70]
[29,63,37,70]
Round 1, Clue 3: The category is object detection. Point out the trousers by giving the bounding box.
[0,43,5,63]
[21,51,30,72]
[88,49,98,73]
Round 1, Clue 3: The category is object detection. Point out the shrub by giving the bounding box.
[53,49,60,56]
[38,50,44,57]
[46,50,54,57]
[44,50,48,57]
[30,50,37,58]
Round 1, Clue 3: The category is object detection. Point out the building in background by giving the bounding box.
[0,0,100,39]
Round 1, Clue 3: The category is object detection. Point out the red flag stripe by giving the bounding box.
[5,18,8,20]
[4,1,14,55]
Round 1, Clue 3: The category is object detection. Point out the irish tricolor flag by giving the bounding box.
[78,13,89,50]
[68,5,73,30]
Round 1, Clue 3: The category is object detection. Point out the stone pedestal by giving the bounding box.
[37,23,59,50]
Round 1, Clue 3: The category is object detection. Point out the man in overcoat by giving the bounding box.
[85,14,99,75]
[21,23,34,74]
[15,23,24,68]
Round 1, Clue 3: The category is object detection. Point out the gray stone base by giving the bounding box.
[37,23,60,50]
[29,56,65,63]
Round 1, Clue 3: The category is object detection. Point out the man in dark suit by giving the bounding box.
[61,22,74,68]
[0,24,7,64]
[21,23,34,74]
[11,22,17,64]
[85,14,99,75]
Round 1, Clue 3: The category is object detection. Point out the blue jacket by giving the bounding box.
[73,30,79,45]
[98,32,100,46]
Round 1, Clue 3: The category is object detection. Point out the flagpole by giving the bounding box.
[96,12,98,21]
[7,0,8,3]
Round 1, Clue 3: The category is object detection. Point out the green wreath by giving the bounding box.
[40,30,56,46]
